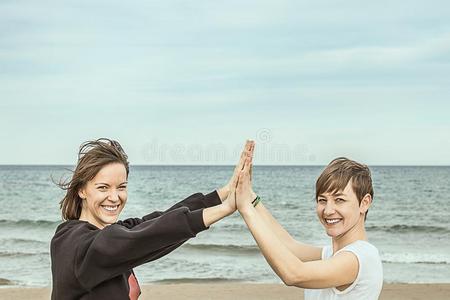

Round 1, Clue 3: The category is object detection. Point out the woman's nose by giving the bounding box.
[324,202,336,215]
[108,190,120,201]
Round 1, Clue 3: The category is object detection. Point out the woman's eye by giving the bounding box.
[336,198,345,202]
[98,186,107,191]
[118,186,127,190]
[318,199,326,203]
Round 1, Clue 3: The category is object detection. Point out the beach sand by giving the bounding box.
[1,283,449,299]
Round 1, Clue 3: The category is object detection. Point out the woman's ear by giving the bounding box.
[360,194,372,214]
[78,188,86,200]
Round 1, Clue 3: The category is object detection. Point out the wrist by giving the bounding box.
[252,195,261,207]
[238,199,254,214]
[222,202,235,216]
[238,203,255,218]
[216,186,230,202]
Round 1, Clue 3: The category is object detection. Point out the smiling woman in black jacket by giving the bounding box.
[51,138,252,300]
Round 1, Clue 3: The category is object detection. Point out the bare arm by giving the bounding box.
[246,141,321,261]
[236,157,358,288]
[254,202,322,262]
[202,202,234,227]
[240,207,358,288]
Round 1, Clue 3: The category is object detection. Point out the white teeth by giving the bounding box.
[102,205,119,211]
[325,219,341,224]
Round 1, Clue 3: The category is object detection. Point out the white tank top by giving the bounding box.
[304,240,383,300]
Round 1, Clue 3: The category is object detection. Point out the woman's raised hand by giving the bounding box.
[217,140,254,201]
[236,147,256,213]
[221,140,255,214]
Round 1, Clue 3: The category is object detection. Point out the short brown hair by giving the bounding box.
[316,157,373,219]
[56,138,129,220]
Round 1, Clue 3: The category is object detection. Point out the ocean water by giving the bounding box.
[0,165,449,287]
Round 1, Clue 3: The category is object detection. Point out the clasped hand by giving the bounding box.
[221,140,257,215]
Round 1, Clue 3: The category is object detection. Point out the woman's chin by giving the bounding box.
[99,214,120,226]
[323,227,341,237]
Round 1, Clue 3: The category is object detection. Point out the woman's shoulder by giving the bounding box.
[340,240,382,272]
[347,240,380,255]
[51,219,99,243]
[335,240,382,266]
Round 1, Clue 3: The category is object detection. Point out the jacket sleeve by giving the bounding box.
[74,206,207,290]
[117,191,222,229]
[161,191,222,213]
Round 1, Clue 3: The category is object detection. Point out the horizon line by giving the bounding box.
[0,164,449,167]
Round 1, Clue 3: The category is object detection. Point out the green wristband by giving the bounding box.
[252,196,261,207]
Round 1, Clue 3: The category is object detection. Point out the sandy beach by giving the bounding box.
[1,283,449,299]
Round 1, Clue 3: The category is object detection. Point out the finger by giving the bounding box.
[249,140,255,155]
[242,157,251,180]
[245,140,254,159]
[239,148,249,170]
[245,141,253,157]
[230,168,239,190]
[237,172,244,189]
[246,141,254,181]
[246,159,253,184]
[234,151,246,173]
[246,139,252,151]
[237,170,244,185]
[234,140,251,174]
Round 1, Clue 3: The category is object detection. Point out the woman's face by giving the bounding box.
[78,162,128,229]
[316,180,369,239]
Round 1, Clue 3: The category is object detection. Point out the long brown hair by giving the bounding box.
[56,138,129,220]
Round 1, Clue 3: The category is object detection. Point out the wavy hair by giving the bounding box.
[56,138,129,220]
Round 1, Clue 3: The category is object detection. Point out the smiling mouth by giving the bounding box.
[325,218,342,225]
[101,205,120,213]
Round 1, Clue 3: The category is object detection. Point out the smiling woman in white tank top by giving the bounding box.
[234,150,383,300]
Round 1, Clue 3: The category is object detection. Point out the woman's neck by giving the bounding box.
[332,217,367,253]
[79,211,105,229]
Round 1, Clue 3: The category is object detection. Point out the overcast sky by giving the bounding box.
[1,1,449,165]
